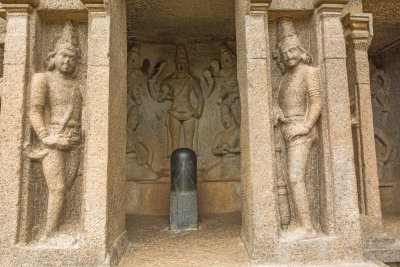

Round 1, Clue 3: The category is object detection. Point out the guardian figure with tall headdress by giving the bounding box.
[274,18,322,237]
[29,20,82,240]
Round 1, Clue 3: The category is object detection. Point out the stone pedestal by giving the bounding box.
[170,191,198,231]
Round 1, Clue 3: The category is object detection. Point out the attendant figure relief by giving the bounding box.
[274,18,322,238]
[126,105,158,181]
[203,43,239,105]
[127,44,151,106]
[371,69,394,182]
[28,20,83,241]
[205,104,240,181]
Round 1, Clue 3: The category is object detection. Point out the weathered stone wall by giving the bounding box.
[371,50,400,214]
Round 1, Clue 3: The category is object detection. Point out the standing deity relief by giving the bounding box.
[27,20,83,242]
[149,45,204,153]
[273,18,322,238]
[126,42,241,181]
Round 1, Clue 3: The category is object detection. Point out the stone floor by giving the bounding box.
[383,212,400,240]
[117,212,400,266]
[118,212,249,267]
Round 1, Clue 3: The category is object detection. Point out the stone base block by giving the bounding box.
[363,234,400,264]
[169,191,198,231]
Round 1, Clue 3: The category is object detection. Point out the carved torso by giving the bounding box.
[47,73,82,128]
[162,75,199,120]
[214,126,240,158]
[278,65,310,118]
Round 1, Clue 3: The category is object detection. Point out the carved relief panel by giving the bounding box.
[126,42,240,180]
[370,67,395,185]
[126,41,241,215]
[270,17,323,239]
[22,20,88,244]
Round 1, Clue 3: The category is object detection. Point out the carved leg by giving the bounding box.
[183,117,196,149]
[41,149,66,238]
[287,137,315,235]
[168,115,181,152]
[66,148,81,190]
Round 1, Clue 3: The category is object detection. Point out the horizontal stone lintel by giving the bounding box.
[1,0,38,8]
[249,0,272,13]
[313,0,349,8]
[80,0,104,4]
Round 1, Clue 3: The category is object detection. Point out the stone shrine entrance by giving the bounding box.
[0,0,394,266]
[125,0,241,216]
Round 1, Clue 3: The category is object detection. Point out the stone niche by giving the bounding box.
[126,41,241,215]
[22,19,88,244]
[370,58,400,214]
[268,15,326,237]
[125,0,240,216]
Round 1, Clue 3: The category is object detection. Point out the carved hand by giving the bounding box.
[221,144,229,154]
[288,124,310,141]
[195,109,203,119]
[273,105,286,126]
[210,60,220,76]
[42,135,58,147]
[153,61,166,79]
[203,70,212,79]
[43,134,80,150]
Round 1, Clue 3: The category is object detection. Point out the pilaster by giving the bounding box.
[236,0,279,264]
[81,0,127,265]
[313,0,364,261]
[0,0,36,265]
[342,13,382,233]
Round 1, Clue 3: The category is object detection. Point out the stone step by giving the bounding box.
[363,234,398,249]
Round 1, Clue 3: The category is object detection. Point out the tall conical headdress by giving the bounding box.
[175,45,188,64]
[277,17,301,50]
[54,20,80,57]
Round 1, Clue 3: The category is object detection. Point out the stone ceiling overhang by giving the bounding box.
[363,0,400,55]
[126,0,236,44]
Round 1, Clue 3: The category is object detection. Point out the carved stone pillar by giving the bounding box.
[0,1,37,264]
[343,11,400,266]
[235,0,279,263]
[342,13,383,233]
[81,0,127,265]
[313,0,364,260]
